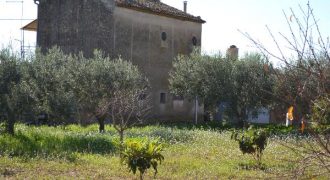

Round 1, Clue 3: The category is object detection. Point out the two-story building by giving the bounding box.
[31,0,205,122]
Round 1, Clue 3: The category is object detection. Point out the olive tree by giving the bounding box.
[169,49,231,121]
[169,50,274,126]
[74,51,150,134]
[72,51,115,132]
[230,53,274,126]
[0,48,34,134]
[26,47,78,124]
[107,59,150,142]
[109,85,150,143]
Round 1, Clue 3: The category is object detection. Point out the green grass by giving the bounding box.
[0,124,326,179]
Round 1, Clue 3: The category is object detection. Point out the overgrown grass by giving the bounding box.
[0,124,326,179]
[0,125,116,160]
[0,124,197,160]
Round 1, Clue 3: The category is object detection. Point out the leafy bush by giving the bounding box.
[121,138,164,180]
[311,95,330,128]
[231,127,268,167]
[256,124,299,137]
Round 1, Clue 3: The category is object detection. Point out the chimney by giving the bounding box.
[226,45,239,60]
[183,1,187,13]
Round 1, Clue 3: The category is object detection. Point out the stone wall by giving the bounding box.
[37,0,116,57]
[113,7,203,121]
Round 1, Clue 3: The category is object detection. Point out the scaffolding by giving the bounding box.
[21,19,37,58]
[0,0,36,59]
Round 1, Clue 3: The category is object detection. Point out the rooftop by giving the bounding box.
[22,0,205,31]
[115,0,205,23]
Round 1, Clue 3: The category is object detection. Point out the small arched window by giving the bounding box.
[161,32,167,41]
[192,36,197,46]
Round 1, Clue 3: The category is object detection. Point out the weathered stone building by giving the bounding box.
[33,0,205,122]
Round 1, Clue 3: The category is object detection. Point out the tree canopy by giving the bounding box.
[169,50,274,125]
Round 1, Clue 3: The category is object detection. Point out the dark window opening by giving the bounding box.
[192,36,197,46]
[160,93,166,104]
[161,32,167,41]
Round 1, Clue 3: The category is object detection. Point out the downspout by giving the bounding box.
[195,96,198,125]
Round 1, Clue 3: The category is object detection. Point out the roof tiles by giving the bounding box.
[115,0,205,23]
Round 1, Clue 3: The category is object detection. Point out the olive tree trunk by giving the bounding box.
[6,110,16,135]
[96,114,107,133]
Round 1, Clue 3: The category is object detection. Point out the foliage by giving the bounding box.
[271,59,322,120]
[169,48,207,100]
[169,49,274,125]
[25,47,79,123]
[104,56,150,141]
[230,53,274,125]
[254,124,297,136]
[120,138,164,180]
[109,87,151,143]
[0,47,149,133]
[231,127,268,167]
[242,2,330,177]
[0,124,325,179]
[311,95,330,127]
[73,50,150,134]
[0,48,34,134]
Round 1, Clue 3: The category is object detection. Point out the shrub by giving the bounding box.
[231,127,268,167]
[311,95,330,128]
[120,138,164,180]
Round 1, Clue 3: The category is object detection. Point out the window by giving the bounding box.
[192,36,197,46]
[160,93,166,104]
[161,31,168,48]
[161,32,167,41]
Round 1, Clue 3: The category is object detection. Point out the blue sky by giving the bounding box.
[1,0,329,60]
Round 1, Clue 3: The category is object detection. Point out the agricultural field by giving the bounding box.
[0,124,325,179]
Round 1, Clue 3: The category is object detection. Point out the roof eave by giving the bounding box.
[116,5,206,24]
[21,19,38,31]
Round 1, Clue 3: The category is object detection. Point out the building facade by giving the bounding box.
[34,0,205,122]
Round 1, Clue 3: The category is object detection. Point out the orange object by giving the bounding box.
[301,120,305,133]
[287,106,294,121]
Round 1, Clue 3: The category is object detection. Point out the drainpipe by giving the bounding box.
[195,96,198,125]
[183,1,187,13]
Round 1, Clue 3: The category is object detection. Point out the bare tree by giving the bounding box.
[240,1,330,178]
[109,87,151,143]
